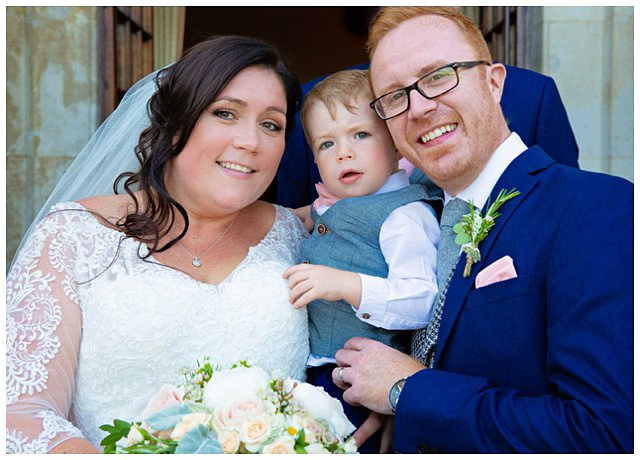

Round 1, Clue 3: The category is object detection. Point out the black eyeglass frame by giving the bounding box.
[369,60,491,120]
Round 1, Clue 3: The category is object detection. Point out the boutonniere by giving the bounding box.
[453,188,520,278]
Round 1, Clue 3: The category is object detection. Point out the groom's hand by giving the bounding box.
[333,337,425,414]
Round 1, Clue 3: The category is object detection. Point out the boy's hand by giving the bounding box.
[283,264,362,308]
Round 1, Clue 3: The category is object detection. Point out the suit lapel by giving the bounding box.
[433,147,554,366]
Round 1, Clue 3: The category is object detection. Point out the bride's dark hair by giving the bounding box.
[114,35,301,257]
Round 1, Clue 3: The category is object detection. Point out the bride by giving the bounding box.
[6,35,309,453]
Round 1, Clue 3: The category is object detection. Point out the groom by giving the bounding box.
[332,7,633,453]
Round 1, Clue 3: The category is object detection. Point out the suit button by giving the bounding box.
[418,443,439,454]
[362,313,371,319]
[302,260,310,264]
[317,224,327,235]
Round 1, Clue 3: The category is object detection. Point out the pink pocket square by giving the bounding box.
[475,256,517,289]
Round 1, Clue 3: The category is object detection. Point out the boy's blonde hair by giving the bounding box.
[367,7,491,62]
[300,69,373,149]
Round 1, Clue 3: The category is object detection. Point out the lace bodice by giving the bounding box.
[6,202,309,453]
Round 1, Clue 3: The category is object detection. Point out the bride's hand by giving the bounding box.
[352,412,394,453]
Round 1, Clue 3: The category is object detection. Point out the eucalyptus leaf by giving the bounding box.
[455,233,472,245]
[175,425,223,454]
[144,403,192,430]
[452,222,465,234]
[185,400,210,414]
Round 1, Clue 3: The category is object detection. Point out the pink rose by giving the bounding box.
[141,384,185,421]
[213,398,267,431]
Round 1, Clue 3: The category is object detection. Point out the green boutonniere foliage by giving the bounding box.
[453,188,520,277]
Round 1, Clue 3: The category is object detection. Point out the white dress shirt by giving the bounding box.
[445,132,528,208]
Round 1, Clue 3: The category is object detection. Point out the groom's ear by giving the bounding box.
[487,63,507,104]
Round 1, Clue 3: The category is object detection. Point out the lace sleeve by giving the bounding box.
[6,207,87,453]
[276,205,309,256]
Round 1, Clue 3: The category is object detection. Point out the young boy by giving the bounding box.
[283,70,440,452]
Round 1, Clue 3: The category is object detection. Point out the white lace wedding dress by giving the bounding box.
[6,202,310,453]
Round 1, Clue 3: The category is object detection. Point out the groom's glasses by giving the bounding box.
[369,60,491,120]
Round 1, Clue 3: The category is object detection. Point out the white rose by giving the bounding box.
[305,443,330,454]
[213,398,267,431]
[217,430,240,454]
[262,436,296,454]
[170,412,212,441]
[291,382,355,439]
[239,415,271,453]
[125,424,144,446]
[202,366,271,410]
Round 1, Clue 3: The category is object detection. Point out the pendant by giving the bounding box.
[192,258,202,267]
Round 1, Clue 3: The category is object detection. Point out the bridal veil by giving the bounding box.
[11,70,161,270]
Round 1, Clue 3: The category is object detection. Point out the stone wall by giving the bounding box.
[541,6,633,180]
[6,6,99,268]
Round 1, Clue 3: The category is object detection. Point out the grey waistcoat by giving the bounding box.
[301,184,436,358]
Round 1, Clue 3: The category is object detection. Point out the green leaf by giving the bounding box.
[114,419,132,431]
[100,433,122,446]
[100,419,133,453]
[174,425,223,454]
[144,403,192,430]
[455,232,472,245]
[293,428,310,453]
[452,222,465,234]
[99,424,115,433]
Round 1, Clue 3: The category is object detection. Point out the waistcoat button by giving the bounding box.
[317,223,327,235]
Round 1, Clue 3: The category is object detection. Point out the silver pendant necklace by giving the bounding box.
[175,213,239,268]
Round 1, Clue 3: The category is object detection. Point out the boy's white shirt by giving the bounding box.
[308,171,439,366]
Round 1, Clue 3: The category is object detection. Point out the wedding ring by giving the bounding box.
[337,367,345,384]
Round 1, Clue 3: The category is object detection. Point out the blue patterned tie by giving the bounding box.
[411,198,469,367]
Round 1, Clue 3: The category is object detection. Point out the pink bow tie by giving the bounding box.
[399,157,415,177]
[313,182,344,211]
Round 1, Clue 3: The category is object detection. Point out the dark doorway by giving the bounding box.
[184,6,378,83]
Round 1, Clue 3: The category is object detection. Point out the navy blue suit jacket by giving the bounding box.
[275,64,579,208]
[394,147,633,453]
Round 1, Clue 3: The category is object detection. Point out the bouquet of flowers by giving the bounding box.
[99,359,358,454]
